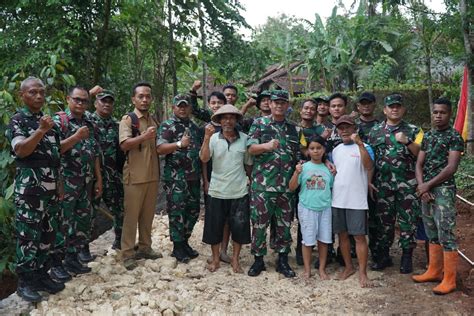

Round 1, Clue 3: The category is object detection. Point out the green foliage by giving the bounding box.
[0,197,15,273]
[455,155,474,201]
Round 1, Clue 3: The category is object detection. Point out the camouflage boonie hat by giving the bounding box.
[384,94,403,107]
[256,90,272,109]
[173,94,190,106]
[314,94,329,103]
[96,90,115,100]
[271,90,289,102]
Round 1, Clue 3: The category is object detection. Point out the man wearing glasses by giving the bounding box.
[51,86,102,279]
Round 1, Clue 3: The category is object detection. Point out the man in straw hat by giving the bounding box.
[200,104,253,273]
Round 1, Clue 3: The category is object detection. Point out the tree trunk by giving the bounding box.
[198,1,207,108]
[425,54,433,114]
[167,0,177,95]
[93,0,112,85]
[460,0,473,154]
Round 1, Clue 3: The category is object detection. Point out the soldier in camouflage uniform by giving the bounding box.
[368,93,424,274]
[412,98,464,295]
[90,90,124,250]
[247,90,300,278]
[6,77,65,302]
[52,86,102,276]
[354,92,380,262]
[157,94,203,263]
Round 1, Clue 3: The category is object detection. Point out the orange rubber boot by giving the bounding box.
[433,251,458,295]
[412,243,443,283]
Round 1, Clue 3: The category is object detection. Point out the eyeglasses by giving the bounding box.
[71,97,89,105]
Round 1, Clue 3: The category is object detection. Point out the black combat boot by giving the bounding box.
[183,239,199,259]
[17,273,43,303]
[34,270,65,294]
[370,248,393,271]
[78,244,96,263]
[112,230,122,250]
[248,255,266,277]
[64,253,91,275]
[400,248,414,274]
[276,253,296,278]
[50,264,72,283]
[171,242,190,263]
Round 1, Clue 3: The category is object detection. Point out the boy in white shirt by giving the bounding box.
[332,115,374,287]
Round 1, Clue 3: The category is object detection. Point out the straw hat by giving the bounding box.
[211,104,243,123]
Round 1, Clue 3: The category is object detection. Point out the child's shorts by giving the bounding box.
[298,204,332,246]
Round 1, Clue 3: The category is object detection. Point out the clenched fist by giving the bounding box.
[350,133,363,145]
[142,126,156,140]
[38,115,54,133]
[75,126,90,140]
[265,139,279,151]
[204,124,216,139]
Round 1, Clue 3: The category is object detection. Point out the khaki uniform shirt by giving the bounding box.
[119,108,159,184]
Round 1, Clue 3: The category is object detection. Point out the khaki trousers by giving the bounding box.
[121,180,159,259]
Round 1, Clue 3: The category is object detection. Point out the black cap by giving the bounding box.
[357,92,376,103]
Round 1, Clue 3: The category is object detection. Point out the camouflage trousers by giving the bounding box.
[251,191,294,256]
[164,179,200,242]
[93,180,124,237]
[14,193,59,274]
[422,186,457,251]
[54,180,93,256]
[373,185,420,250]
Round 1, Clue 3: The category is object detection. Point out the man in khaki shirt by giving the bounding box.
[119,82,161,270]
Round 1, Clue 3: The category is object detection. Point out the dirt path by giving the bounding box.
[0,214,462,315]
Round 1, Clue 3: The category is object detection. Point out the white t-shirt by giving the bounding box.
[331,142,372,210]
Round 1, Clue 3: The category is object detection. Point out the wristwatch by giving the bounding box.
[406,139,413,146]
[176,141,182,149]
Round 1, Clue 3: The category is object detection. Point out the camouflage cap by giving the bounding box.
[173,94,190,106]
[271,89,289,102]
[256,90,272,109]
[314,94,329,103]
[96,90,115,100]
[384,94,403,107]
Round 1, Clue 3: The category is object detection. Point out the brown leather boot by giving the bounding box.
[412,243,443,283]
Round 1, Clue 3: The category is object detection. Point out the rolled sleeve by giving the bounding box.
[11,136,26,151]
[363,143,375,161]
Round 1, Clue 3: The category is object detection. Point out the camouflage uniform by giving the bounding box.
[325,121,342,156]
[297,122,325,157]
[368,120,422,250]
[90,112,124,240]
[6,107,61,275]
[356,117,380,256]
[420,127,464,251]
[356,117,379,144]
[157,115,203,242]
[247,116,300,256]
[189,91,212,123]
[53,109,100,256]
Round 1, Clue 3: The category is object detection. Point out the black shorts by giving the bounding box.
[202,195,251,245]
